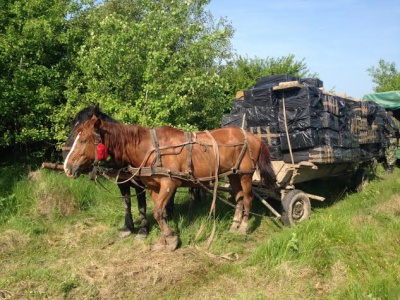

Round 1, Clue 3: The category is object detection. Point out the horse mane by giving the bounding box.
[100,121,148,166]
[71,105,118,127]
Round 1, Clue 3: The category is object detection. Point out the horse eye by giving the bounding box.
[80,139,87,144]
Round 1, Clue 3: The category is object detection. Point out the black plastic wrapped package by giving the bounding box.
[333,147,360,163]
[248,126,281,146]
[268,145,284,161]
[280,128,318,151]
[299,78,323,87]
[340,131,359,148]
[322,94,346,116]
[283,149,309,163]
[221,113,246,128]
[318,129,340,147]
[246,106,279,131]
[278,106,322,132]
[244,84,278,107]
[255,74,299,87]
[320,112,340,131]
[278,86,323,109]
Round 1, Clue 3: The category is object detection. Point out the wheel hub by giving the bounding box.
[292,201,304,220]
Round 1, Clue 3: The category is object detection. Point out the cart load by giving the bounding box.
[222,75,397,168]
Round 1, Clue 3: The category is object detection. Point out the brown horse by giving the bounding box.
[64,116,276,251]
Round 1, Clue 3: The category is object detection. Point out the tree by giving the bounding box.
[0,0,89,150]
[367,59,400,92]
[220,54,315,101]
[56,0,234,142]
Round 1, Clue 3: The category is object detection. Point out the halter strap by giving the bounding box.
[93,132,102,164]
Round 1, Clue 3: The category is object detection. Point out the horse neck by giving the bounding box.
[102,122,151,167]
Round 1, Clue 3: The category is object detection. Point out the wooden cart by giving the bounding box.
[221,81,385,227]
[247,159,370,226]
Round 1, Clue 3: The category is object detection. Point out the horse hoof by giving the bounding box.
[165,235,179,252]
[229,223,239,232]
[118,229,132,238]
[151,242,166,251]
[237,225,248,235]
[135,233,148,240]
[138,227,149,235]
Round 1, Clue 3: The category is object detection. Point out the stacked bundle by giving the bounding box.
[276,87,361,164]
[222,75,391,165]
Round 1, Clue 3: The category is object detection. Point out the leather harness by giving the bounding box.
[128,128,254,183]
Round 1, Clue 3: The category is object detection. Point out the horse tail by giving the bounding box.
[257,140,277,189]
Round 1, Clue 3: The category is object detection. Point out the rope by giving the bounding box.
[282,91,295,165]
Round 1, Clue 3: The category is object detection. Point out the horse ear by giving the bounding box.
[92,103,100,117]
[94,118,102,134]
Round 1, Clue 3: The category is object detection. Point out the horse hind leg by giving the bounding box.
[228,175,244,232]
[237,174,253,234]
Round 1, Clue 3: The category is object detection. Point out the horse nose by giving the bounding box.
[64,165,80,179]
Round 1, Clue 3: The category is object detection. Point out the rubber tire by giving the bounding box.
[353,168,368,192]
[281,189,311,227]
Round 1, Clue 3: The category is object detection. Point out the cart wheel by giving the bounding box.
[281,190,311,226]
[353,168,368,192]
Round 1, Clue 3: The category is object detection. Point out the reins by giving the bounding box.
[89,165,146,198]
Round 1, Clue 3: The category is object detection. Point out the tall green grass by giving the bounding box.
[245,167,400,299]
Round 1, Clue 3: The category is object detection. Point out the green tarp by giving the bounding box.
[362,91,400,110]
[363,91,400,159]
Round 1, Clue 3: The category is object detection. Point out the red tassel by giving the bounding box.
[96,142,108,161]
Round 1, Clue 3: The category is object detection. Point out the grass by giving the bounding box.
[0,162,399,299]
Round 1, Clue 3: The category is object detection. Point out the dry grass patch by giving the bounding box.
[373,194,400,216]
[0,229,31,256]
[36,181,78,218]
[351,194,400,228]
[72,244,222,299]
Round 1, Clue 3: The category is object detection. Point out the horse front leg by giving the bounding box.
[135,184,149,239]
[150,185,180,251]
[118,183,134,238]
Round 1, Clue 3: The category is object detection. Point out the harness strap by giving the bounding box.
[205,130,220,222]
[150,129,162,167]
[126,165,254,182]
[233,128,250,171]
[93,132,102,164]
[185,131,193,174]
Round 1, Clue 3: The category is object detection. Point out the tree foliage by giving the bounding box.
[0,0,89,149]
[367,59,400,92]
[56,0,234,140]
[221,54,314,100]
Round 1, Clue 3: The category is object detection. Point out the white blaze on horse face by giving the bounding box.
[64,133,81,174]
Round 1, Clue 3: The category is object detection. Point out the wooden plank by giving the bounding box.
[272,81,303,91]
[42,162,64,171]
[253,190,281,218]
[305,193,325,202]
[235,90,244,100]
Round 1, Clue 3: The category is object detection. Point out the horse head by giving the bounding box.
[64,116,103,178]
